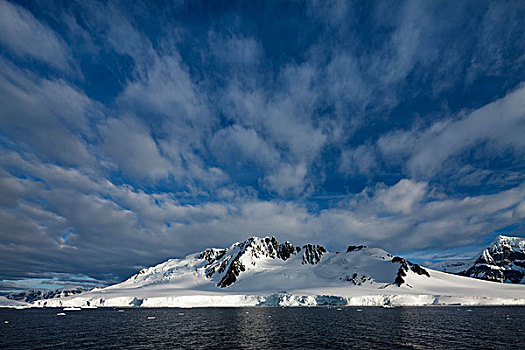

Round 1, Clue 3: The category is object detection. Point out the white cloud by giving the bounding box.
[220,63,330,194]
[0,57,98,166]
[340,144,378,175]
[373,179,428,215]
[211,125,280,169]
[0,0,73,72]
[324,53,371,113]
[317,180,525,250]
[376,83,525,179]
[263,163,309,196]
[96,18,227,191]
[2,148,525,282]
[99,117,174,182]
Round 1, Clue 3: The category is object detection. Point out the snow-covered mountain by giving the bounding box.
[115,236,429,292]
[7,287,89,303]
[430,235,525,283]
[33,236,525,308]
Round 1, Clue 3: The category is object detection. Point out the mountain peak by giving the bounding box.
[203,236,324,287]
[121,235,432,293]
[491,235,525,249]
[428,235,525,284]
[459,235,525,283]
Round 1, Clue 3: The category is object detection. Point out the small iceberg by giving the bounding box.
[63,307,81,311]
[382,305,395,308]
[4,320,9,324]
[147,316,156,320]
[56,313,66,316]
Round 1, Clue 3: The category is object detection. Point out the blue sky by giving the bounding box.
[0,0,524,291]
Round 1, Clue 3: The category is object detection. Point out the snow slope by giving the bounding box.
[0,296,29,308]
[33,236,525,308]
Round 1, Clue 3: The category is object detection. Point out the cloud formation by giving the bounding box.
[386,85,525,175]
[0,0,73,72]
[0,0,524,288]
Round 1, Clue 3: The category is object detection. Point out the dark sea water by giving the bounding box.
[1,306,524,349]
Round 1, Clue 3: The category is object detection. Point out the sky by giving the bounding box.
[0,0,524,292]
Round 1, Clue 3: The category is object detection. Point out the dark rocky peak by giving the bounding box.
[391,256,430,286]
[203,236,300,288]
[301,244,327,265]
[247,236,297,261]
[346,245,367,253]
[198,248,227,262]
[461,235,525,283]
[481,236,525,262]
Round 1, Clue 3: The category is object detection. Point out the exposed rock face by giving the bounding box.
[460,236,525,283]
[343,273,372,286]
[346,245,366,253]
[198,248,226,262]
[197,237,330,287]
[301,244,327,265]
[392,256,430,287]
[202,236,302,287]
[7,287,89,303]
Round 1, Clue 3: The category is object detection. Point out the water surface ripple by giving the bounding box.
[1,307,523,349]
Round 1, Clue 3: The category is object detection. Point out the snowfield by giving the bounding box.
[29,236,525,308]
[0,296,30,308]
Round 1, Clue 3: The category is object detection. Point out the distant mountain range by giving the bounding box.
[6,287,90,303]
[31,236,525,308]
[429,235,525,283]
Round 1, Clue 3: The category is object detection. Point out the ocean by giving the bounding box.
[1,306,524,349]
